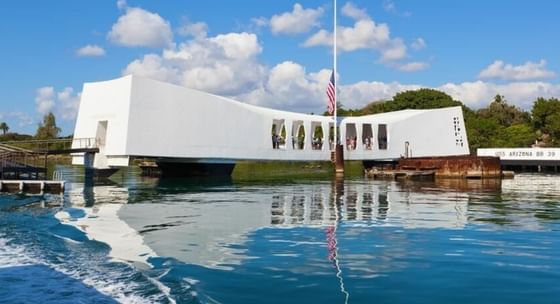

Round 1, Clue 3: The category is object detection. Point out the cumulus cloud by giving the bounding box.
[341,2,369,21]
[108,7,173,48]
[303,3,409,64]
[34,86,81,120]
[35,87,55,115]
[116,4,557,114]
[478,59,556,81]
[57,88,81,120]
[239,63,333,113]
[268,3,324,35]
[382,0,411,17]
[440,81,560,109]
[396,61,430,72]
[411,37,426,50]
[177,21,208,38]
[124,32,265,95]
[117,0,127,10]
[76,44,106,57]
[336,80,560,110]
[251,17,269,28]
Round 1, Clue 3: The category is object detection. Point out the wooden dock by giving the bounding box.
[0,180,65,194]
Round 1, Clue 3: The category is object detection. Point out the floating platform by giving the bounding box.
[365,169,435,180]
[0,180,65,194]
[365,155,509,179]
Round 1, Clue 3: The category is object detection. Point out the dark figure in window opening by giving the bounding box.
[292,136,296,149]
[272,134,277,149]
[379,137,387,150]
[364,137,370,150]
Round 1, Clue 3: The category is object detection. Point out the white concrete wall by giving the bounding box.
[341,106,470,160]
[124,76,332,161]
[72,76,133,167]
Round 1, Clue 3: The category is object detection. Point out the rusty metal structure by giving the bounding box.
[397,155,502,178]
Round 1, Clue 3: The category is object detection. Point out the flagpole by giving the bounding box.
[333,0,337,149]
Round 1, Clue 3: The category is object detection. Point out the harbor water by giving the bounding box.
[1,166,559,303]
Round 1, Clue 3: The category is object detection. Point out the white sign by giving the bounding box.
[477,148,560,160]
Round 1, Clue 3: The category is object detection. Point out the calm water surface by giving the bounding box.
[1,167,559,303]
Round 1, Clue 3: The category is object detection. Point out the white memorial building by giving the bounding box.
[72,75,470,175]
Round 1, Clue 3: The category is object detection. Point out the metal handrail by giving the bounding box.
[0,137,100,152]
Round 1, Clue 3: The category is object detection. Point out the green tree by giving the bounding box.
[386,89,463,111]
[35,112,61,140]
[477,95,530,127]
[465,116,502,150]
[0,122,9,135]
[531,97,560,146]
[493,124,536,147]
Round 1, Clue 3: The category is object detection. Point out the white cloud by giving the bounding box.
[241,62,332,113]
[177,21,208,38]
[35,87,55,115]
[379,38,407,63]
[117,0,127,10]
[124,39,560,113]
[117,9,558,114]
[339,81,422,109]
[108,7,173,48]
[304,19,391,52]
[34,86,81,120]
[479,59,556,81]
[269,3,324,35]
[57,88,81,120]
[251,17,268,28]
[341,2,369,21]
[396,61,430,72]
[337,80,560,110]
[303,4,410,64]
[440,81,560,109]
[124,32,265,96]
[76,44,106,57]
[411,37,426,50]
[382,0,411,17]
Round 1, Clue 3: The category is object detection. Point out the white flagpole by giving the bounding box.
[333,0,337,149]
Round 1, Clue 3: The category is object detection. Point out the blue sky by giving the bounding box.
[1,0,559,135]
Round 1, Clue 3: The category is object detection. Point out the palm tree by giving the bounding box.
[0,122,9,135]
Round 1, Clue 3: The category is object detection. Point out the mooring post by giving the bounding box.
[335,144,344,174]
[84,152,95,186]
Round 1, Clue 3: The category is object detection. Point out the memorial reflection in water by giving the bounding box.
[55,176,517,271]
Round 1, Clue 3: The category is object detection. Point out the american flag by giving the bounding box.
[326,71,336,115]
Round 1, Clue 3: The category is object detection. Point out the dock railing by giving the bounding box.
[1,137,100,153]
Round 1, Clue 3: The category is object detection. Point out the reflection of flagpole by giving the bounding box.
[327,175,349,304]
